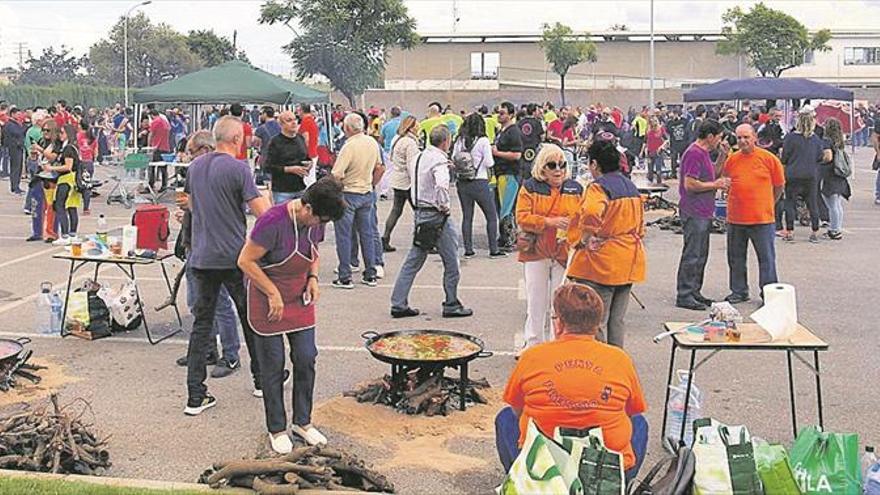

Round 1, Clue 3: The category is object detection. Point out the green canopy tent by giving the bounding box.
[133,60,328,105]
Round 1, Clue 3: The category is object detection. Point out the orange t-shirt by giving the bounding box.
[723,148,785,225]
[503,334,647,469]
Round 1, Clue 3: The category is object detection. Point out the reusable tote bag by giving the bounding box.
[691,419,762,495]
[753,441,800,495]
[499,419,583,495]
[555,426,625,495]
[789,426,861,495]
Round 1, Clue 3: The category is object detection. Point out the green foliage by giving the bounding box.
[17,46,90,86]
[717,2,831,77]
[260,0,419,105]
[0,476,206,494]
[0,83,126,109]
[89,12,203,87]
[185,29,250,67]
[539,22,597,105]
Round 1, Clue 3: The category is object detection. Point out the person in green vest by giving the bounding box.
[631,107,649,167]
[441,105,463,137]
[543,102,558,125]
[419,102,446,145]
[479,105,499,143]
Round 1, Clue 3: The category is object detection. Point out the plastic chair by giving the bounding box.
[106,153,150,208]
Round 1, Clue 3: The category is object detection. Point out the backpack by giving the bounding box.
[628,444,695,495]
[452,138,478,181]
[832,148,852,178]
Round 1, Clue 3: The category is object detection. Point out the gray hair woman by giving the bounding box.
[780,111,829,243]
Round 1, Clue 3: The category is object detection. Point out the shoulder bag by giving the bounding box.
[411,152,448,251]
[516,188,561,255]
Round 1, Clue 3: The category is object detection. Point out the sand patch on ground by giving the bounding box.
[313,388,502,474]
[0,358,77,408]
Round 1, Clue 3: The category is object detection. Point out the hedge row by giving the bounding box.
[0,84,128,109]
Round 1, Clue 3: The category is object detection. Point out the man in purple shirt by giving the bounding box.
[675,120,731,310]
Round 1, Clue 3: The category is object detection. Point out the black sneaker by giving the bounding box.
[253,370,291,398]
[332,279,354,289]
[694,294,714,306]
[176,352,219,367]
[489,251,508,259]
[210,358,240,378]
[463,251,476,259]
[362,276,378,287]
[675,300,707,311]
[442,305,474,318]
[184,395,217,416]
[724,293,750,304]
[391,307,420,318]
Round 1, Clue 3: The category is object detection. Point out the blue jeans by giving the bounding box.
[391,210,461,310]
[186,265,241,362]
[272,190,303,204]
[494,407,648,483]
[875,170,880,201]
[821,193,844,232]
[81,160,94,210]
[676,216,712,304]
[457,178,499,254]
[726,223,778,299]
[349,191,385,267]
[647,154,664,183]
[252,327,317,433]
[333,192,377,281]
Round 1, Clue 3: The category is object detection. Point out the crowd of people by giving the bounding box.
[0,93,876,476]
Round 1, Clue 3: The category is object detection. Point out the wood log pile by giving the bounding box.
[200,445,394,493]
[343,367,490,416]
[0,394,111,474]
[0,350,45,391]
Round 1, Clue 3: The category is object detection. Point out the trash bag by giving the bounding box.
[790,426,861,494]
[753,440,800,495]
[665,370,703,447]
[692,419,762,495]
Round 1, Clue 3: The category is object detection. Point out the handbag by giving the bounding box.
[691,419,762,495]
[789,426,861,495]
[516,189,562,255]
[873,154,880,171]
[411,152,448,251]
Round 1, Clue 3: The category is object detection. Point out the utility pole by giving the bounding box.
[452,0,460,33]
[15,42,28,69]
[649,0,655,109]
[233,30,238,51]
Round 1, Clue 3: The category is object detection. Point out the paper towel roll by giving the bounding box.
[751,283,798,341]
[122,226,138,255]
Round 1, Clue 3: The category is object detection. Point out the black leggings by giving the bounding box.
[784,177,819,232]
[382,188,411,242]
[54,183,79,236]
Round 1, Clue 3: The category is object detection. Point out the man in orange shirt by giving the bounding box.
[722,124,785,303]
[496,283,648,481]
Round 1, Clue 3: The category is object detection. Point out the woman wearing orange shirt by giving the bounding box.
[515,144,582,352]
[567,139,646,348]
[496,283,648,481]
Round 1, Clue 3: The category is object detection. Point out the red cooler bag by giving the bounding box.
[132,205,170,251]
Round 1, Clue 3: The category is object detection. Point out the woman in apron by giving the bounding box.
[238,177,346,454]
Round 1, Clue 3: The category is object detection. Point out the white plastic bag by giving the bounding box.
[98,281,141,328]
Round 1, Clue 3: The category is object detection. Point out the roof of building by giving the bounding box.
[417,29,880,43]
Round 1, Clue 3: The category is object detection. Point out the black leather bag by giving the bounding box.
[411,153,449,250]
[628,445,695,495]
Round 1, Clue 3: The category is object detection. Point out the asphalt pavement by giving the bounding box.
[0,147,877,494]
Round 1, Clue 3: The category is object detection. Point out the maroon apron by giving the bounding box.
[246,225,317,336]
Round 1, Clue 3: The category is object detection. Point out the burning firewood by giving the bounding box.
[0,394,110,474]
[200,445,394,493]
[343,367,491,416]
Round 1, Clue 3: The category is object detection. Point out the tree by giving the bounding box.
[89,12,203,87]
[259,0,419,106]
[17,46,87,86]
[717,2,831,77]
[539,23,597,106]
[186,29,250,67]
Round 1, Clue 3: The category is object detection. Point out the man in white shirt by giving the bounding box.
[390,126,472,319]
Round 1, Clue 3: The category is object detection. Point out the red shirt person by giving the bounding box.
[297,104,319,159]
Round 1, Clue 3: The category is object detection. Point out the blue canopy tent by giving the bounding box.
[684,78,855,150]
[683,77,853,103]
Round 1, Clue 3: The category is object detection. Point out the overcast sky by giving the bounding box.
[1,0,878,77]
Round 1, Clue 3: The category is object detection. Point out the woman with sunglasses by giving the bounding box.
[515,144,583,353]
[382,115,419,252]
[41,124,83,245]
[27,120,60,242]
[238,176,346,454]
[566,139,646,348]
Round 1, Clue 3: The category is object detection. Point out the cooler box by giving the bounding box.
[132,205,170,251]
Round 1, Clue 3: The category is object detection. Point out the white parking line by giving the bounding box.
[0,331,517,356]
[0,245,60,270]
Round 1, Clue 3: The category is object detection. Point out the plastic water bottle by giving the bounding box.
[49,290,63,335]
[36,282,54,334]
[863,446,879,494]
[866,461,880,495]
[96,214,109,245]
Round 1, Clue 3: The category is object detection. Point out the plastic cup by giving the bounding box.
[71,241,83,257]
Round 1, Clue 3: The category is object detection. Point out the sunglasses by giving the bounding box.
[546,161,565,170]
[41,128,50,132]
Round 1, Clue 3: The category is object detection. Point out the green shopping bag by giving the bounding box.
[499,419,583,495]
[692,420,762,495]
[753,441,801,495]
[789,426,861,495]
[555,426,625,495]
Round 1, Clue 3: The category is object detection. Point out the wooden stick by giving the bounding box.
[206,460,302,486]
[252,476,299,495]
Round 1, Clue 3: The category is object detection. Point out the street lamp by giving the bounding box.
[649,0,655,109]
[124,0,152,109]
